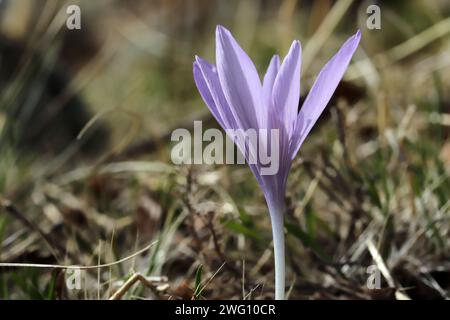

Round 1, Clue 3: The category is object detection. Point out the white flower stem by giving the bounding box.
[269,205,285,300]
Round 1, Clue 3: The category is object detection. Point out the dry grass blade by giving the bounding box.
[109,273,168,300]
[0,241,158,270]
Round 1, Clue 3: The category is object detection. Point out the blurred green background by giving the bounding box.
[0,0,448,300]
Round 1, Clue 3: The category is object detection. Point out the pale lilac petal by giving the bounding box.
[194,56,238,130]
[272,41,301,136]
[194,56,260,181]
[193,60,225,128]
[262,55,280,128]
[216,25,263,130]
[290,30,361,159]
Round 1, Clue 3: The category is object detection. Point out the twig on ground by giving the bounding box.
[0,241,158,269]
[109,273,168,300]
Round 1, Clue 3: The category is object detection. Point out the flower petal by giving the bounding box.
[215,25,263,130]
[290,30,361,159]
[194,56,238,130]
[262,55,280,128]
[193,59,224,128]
[272,40,301,136]
[194,56,260,180]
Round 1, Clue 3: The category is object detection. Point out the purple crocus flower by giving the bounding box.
[193,25,360,299]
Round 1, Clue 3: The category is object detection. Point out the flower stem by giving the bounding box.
[269,205,285,300]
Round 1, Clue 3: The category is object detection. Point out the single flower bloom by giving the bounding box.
[193,25,360,299]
